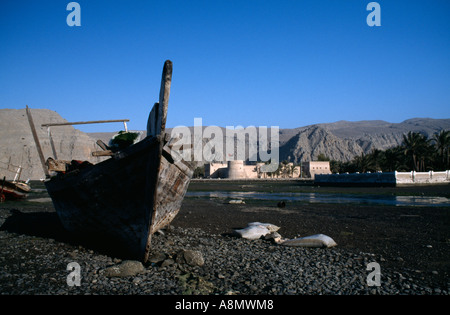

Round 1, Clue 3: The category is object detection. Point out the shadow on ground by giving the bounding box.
[0,209,137,260]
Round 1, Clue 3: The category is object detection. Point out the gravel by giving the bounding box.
[0,205,448,295]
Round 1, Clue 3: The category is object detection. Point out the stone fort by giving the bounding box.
[204,160,331,179]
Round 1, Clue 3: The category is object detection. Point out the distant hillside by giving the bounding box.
[279,125,364,164]
[1,107,449,179]
[278,118,450,162]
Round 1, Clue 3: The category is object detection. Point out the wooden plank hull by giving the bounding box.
[45,135,194,262]
[1,187,28,201]
[0,180,30,201]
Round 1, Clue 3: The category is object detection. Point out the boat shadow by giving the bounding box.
[0,209,133,259]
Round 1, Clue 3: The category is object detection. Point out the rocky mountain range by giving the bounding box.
[278,118,450,164]
[1,108,449,180]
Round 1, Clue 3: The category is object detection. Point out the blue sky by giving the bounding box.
[1,0,449,132]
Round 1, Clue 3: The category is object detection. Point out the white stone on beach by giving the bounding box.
[233,222,280,240]
[233,223,336,249]
[234,225,270,240]
[103,260,145,277]
[228,199,245,204]
[264,231,284,243]
[281,234,337,248]
[247,222,280,232]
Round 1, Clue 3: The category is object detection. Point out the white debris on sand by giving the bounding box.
[281,234,337,248]
[233,222,337,248]
[233,222,280,240]
[247,222,280,232]
[228,199,245,204]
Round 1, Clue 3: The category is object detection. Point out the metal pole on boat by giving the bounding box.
[13,166,21,182]
[41,119,130,127]
[26,106,50,178]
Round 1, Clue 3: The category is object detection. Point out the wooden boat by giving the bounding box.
[27,60,195,262]
[0,176,31,202]
[0,162,31,202]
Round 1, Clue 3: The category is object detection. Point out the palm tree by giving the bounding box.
[330,160,342,173]
[352,153,375,173]
[368,148,383,171]
[290,163,299,177]
[402,131,430,171]
[380,147,404,172]
[316,153,330,161]
[431,130,450,170]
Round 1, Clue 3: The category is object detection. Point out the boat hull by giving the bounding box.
[0,180,30,201]
[1,187,28,201]
[45,135,193,261]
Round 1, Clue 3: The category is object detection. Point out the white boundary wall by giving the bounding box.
[315,170,450,186]
[395,170,450,185]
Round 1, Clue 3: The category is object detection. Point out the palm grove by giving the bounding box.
[192,130,450,178]
[326,130,450,174]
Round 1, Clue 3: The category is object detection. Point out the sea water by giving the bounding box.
[186,191,450,207]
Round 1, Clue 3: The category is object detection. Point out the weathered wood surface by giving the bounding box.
[46,158,70,172]
[91,150,114,157]
[47,128,58,160]
[45,135,163,260]
[147,60,172,138]
[46,132,193,261]
[151,146,194,234]
[26,106,50,177]
[96,140,109,151]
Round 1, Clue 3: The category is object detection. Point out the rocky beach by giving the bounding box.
[0,180,449,297]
